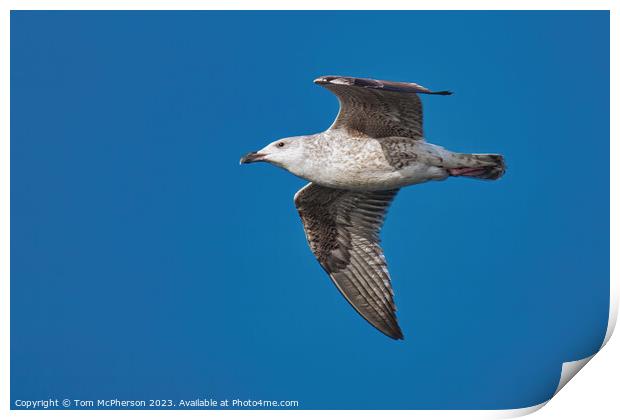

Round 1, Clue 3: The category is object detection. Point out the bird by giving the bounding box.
[240,75,505,340]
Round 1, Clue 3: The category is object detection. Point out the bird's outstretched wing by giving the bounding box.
[314,75,451,140]
[294,182,403,339]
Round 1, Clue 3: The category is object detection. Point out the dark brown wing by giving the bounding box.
[314,75,451,140]
[294,182,403,339]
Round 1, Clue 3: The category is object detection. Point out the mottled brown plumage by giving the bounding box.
[294,183,402,339]
[314,75,451,140]
[241,75,505,340]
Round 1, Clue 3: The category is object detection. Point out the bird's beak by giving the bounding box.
[240,151,266,164]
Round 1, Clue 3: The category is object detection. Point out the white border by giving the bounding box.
[1,1,615,419]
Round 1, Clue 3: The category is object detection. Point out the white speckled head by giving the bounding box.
[241,136,311,176]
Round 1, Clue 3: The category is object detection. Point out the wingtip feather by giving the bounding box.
[386,325,405,340]
[314,75,452,97]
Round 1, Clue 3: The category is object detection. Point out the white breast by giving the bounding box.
[298,135,448,191]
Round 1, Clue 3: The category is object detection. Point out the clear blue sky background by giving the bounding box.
[11,11,609,409]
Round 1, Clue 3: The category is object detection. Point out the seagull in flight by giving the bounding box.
[241,76,505,340]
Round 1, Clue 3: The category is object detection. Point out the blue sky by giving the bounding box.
[11,11,609,409]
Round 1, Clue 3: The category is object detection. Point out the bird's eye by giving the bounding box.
[277,142,285,148]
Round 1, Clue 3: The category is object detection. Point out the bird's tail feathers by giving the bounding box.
[448,154,505,180]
